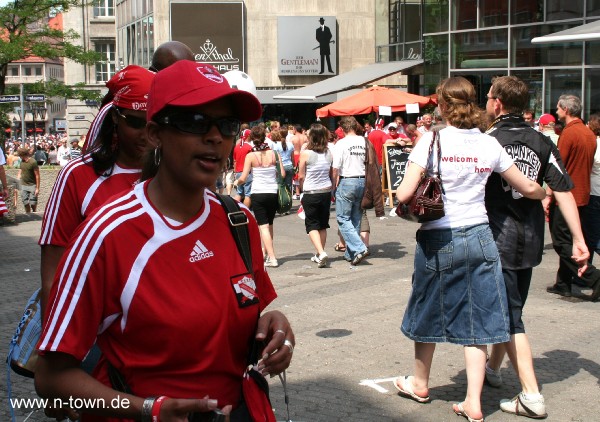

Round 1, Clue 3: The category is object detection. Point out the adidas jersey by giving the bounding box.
[39,154,141,247]
[38,182,276,415]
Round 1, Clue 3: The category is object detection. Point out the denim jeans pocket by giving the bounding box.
[425,240,453,271]
[478,229,499,262]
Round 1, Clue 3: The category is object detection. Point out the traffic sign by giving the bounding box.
[25,94,45,102]
[0,95,21,103]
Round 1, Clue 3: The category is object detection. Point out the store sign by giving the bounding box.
[25,94,45,102]
[0,95,20,103]
[55,118,67,131]
[171,2,245,73]
[277,16,337,76]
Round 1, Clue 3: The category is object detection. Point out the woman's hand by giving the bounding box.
[254,310,294,376]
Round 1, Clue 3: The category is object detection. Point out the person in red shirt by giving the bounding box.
[546,94,600,299]
[367,119,391,166]
[35,61,294,422]
[39,65,155,315]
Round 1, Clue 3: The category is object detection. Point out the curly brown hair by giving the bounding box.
[436,77,484,129]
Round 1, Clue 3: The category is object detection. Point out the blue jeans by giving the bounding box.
[335,178,366,259]
[235,172,252,197]
[401,224,510,345]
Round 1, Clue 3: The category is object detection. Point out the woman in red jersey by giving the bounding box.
[38,65,155,315]
[36,61,294,422]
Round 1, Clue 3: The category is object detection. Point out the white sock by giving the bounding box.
[521,392,543,401]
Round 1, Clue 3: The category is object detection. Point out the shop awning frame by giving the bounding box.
[531,20,600,44]
[273,59,423,101]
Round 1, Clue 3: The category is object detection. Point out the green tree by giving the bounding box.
[0,0,100,95]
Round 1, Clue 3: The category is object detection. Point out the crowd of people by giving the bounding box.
[1,41,598,420]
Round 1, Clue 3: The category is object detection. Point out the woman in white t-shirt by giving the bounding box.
[298,123,334,268]
[393,77,546,422]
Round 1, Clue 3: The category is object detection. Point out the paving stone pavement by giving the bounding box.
[1,195,599,421]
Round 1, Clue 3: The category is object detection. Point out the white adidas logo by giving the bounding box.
[189,240,214,262]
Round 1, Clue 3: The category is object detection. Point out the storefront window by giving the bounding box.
[512,70,544,116]
[452,0,477,30]
[587,0,600,17]
[423,34,448,94]
[480,2,508,27]
[512,24,583,67]
[585,69,600,117]
[545,69,582,116]
[511,0,543,25]
[452,29,507,69]
[586,40,600,65]
[423,0,449,34]
[449,71,498,107]
[546,0,583,21]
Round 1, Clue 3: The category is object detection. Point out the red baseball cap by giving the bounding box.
[106,65,155,111]
[147,60,262,122]
[538,113,555,125]
[335,127,345,139]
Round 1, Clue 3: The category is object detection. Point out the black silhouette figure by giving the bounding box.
[316,17,334,74]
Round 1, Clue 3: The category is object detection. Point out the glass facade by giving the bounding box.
[379,1,422,62]
[421,0,600,119]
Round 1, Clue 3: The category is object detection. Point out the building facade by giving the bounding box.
[65,0,599,134]
[421,0,600,120]
[115,0,411,126]
[62,0,117,138]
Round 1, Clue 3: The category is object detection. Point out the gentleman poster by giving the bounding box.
[277,16,337,76]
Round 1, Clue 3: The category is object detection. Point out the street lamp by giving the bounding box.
[28,106,47,148]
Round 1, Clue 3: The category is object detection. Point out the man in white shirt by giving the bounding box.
[57,139,71,167]
[332,116,368,265]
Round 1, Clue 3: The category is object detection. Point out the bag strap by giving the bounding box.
[427,130,444,193]
[216,193,253,275]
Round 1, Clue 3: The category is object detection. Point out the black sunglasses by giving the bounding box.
[115,108,147,129]
[157,113,241,137]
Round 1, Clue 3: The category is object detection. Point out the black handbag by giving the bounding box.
[396,130,445,223]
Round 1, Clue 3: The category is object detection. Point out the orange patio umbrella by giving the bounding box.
[316,86,436,118]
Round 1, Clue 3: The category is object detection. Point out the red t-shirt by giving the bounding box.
[38,183,276,421]
[368,129,391,166]
[39,154,141,247]
[233,141,253,173]
[557,118,596,206]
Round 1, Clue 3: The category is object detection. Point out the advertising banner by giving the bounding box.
[278,16,337,76]
[171,2,245,73]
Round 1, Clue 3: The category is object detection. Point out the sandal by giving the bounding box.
[393,376,430,403]
[453,402,484,422]
[334,243,347,252]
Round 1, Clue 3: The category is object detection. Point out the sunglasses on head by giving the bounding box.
[114,108,147,129]
[157,113,241,137]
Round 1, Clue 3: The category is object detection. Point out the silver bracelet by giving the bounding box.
[141,397,156,422]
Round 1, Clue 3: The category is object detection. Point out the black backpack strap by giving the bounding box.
[216,194,253,275]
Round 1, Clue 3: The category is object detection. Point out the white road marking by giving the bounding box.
[359,376,398,393]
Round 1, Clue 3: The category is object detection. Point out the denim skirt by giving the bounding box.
[401,224,510,345]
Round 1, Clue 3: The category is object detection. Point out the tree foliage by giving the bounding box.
[0,0,101,95]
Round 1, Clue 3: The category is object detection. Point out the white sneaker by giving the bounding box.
[317,252,328,268]
[292,194,299,200]
[485,364,503,388]
[264,257,279,268]
[500,392,547,419]
[310,255,319,263]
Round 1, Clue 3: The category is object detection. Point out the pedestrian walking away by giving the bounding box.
[394,76,546,422]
